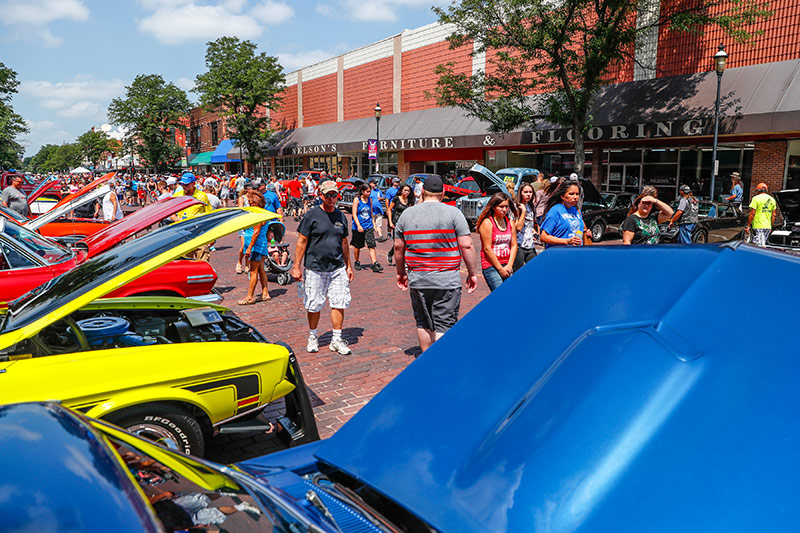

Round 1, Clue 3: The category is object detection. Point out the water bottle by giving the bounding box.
[296,281,304,298]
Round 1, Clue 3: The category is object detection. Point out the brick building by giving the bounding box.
[197,1,800,202]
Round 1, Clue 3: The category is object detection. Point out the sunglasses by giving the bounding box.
[324,191,339,198]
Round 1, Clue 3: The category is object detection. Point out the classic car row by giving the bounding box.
[1,187,320,459]
[5,242,800,532]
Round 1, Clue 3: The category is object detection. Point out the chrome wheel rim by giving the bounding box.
[126,423,181,451]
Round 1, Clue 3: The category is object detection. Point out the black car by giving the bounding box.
[584,192,636,242]
[660,200,748,243]
[767,189,800,251]
[338,174,397,210]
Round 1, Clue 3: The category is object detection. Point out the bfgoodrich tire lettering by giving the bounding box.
[108,405,205,456]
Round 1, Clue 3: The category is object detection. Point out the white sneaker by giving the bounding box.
[329,338,352,355]
[306,335,319,353]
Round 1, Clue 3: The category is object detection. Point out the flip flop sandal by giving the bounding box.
[238,297,257,305]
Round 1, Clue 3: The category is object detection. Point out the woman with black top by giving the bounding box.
[387,184,414,265]
[621,192,674,245]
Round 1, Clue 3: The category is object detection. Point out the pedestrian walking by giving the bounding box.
[394,175,478,353]
[478,193,517,292]
[369,179,386,242]
[101,182,123,222]
[513,182,538,270]
[387,184,414,266]
[413,175,423,204]
[668,184,699,243]
[746,182,777,247]
[621,192,674,245]
[292,180,354,355]
[1,175,28,217]
[239,191,271,305]
[351,184,382,272]
[539,180,587,248]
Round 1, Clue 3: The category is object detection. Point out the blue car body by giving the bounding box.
[4,244,800,532]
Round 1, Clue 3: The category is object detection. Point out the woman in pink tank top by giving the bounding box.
[477,192,517,292]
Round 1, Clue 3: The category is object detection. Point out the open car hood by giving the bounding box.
[27,186,110,231]
[313,244,800,532]
[52,172,114,209]
[467,164,507,193]
[27,178,60,204]
[774,189,800,224]
[80,196,203,258]
[0,207,276,350]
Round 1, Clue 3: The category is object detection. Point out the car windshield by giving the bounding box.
[459,180,480,192]
[0,218,72,264]
[0,204,28,223]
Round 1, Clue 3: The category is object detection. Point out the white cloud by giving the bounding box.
[176,77,196,92]
[58,101,101,118]
[317,0,447,22]
[21,79,126,103]
[0,0,89,46]
[278,50,337,71]
[250,0,294,24]
[137,0,294,45]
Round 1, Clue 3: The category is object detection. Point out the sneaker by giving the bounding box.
[376,236,387,242]
[354,261,362,270]
[371,262,383,272]
[387,257,393,266]
[329,338,352,355]
[306,335,319,353]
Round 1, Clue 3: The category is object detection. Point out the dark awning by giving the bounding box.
[211,139,240,163]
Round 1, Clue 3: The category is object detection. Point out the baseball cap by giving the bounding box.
[392,177,400,184]
[679,184,692,194]
[180,172,196,184]
[756,182,768,192]
[422,175,444,193]
[319,180,338,195]
[569,173,579,180]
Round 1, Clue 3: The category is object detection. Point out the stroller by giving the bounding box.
[262,219,294,285]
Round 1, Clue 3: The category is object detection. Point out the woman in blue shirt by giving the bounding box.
[725,173,743,206]
[539,180,587,248]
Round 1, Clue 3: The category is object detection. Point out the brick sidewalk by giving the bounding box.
[211,216,490,437]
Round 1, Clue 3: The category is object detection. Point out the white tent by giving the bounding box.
[69,166,91,174]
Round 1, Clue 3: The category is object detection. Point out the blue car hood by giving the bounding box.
[315,244,800,532]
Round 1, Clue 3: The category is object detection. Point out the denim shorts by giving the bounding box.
[248,251,265,262]
[482,266,507,292]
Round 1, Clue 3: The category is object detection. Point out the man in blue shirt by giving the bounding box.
[264,183,283,217]
[725,172,743,207]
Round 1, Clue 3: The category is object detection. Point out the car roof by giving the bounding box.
[0,403,158,532]
[316,243,800,532]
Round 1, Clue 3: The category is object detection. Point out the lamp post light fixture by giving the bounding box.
[709,43,728,201]
[374,103,382,174]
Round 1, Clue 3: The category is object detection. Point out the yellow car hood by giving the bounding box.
[0,207,276,350]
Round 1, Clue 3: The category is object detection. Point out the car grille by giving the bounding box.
[460,198,485,220]
[339,190,357,208]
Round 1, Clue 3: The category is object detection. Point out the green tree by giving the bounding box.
[194,36,285,174]
[0,63,29,169]
[107,74,191,172]
[77,129,117,169]
[43,143,82,172]
[432,0,772,174]
[28,144,60,172]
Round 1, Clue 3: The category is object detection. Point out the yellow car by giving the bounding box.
[0,208,318,456]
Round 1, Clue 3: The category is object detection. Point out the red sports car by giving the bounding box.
[0,198,218,302]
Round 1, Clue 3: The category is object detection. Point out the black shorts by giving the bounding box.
[351,228,375,249]
[290,197,303,209]
[410,287,461,333]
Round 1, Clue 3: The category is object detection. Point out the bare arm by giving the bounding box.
[655,200,674,224]
[342,237,354,281]
[507,226,517,272]
[394,235,408,290]
[669,210,684,226]
[457,234,478,293]
[291,233,308,281]
[351,197,363,232]
[622,230,635,245]
[514,204,526,232]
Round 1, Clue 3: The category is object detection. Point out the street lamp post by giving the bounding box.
[374,103,382,174]
[709,43,728,201]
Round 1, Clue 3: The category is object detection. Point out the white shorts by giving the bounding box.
[304,266,351,312]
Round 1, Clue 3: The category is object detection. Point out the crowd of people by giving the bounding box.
[1,166,784,356]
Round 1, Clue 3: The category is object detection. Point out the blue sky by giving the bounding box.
[2,0,445,158]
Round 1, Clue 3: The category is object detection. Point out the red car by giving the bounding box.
[0,198,217,302]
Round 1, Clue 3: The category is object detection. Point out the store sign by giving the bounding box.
[456,160,478,170]
[361,137,457,151]
[287,143,338,154]
[368,139,377,160]
[528,119,714,144]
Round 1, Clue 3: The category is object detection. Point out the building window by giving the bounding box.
[275,156,302,179]
[211,122,219,146]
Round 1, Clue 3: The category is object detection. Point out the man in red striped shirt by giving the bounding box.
[394,175,478,352]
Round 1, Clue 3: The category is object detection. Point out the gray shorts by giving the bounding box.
[410,287,461,333]
[304,266,351,312]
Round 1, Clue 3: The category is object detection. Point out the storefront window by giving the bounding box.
[358,152,398,177]
[274,156,302,179]
[308,155,342,175]
[786,139,800,190]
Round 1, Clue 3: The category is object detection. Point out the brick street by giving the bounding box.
[204,212,622,463]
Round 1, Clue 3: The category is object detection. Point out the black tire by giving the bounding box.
[692,229,708,244]
[277,272,289,285]
[590,220,605,242]
[108,404,205,456]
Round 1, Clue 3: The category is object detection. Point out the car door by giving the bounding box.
[713,203,744,241]
[608,194,633,232]
[0,238,55,301]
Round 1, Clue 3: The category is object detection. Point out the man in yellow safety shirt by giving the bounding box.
[172,172,213,261]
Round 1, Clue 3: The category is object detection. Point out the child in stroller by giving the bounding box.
[262,220,293,285]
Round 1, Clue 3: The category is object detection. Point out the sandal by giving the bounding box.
[235,263,243,274]
[261,292,272,301]
[238,297,257,305]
